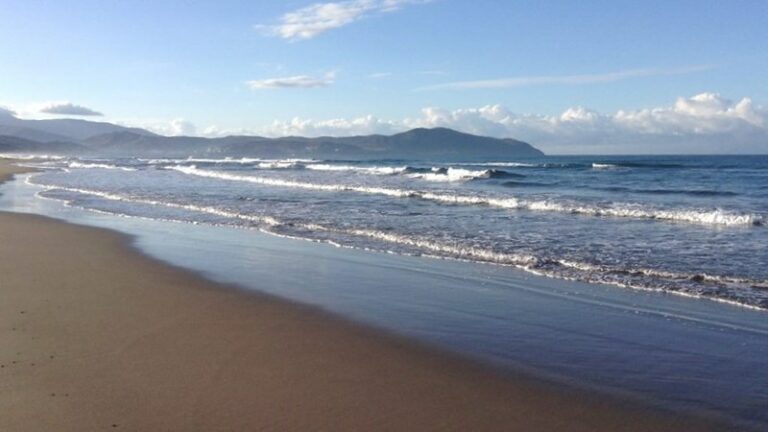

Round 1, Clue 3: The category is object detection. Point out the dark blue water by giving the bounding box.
[20,154,768,309]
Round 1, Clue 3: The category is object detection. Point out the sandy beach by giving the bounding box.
[0,160,718,431]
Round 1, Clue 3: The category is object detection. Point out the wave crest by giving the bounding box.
[167,165,764,227]
[68,162,137,171]
[305,164,410,175]
[27,179,768,310]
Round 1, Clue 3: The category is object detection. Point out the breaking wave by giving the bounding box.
[141,157,317,165]
[256,161,303,169]
[592,161,688,169]
[26,178,768,310]
[407,167,515,182]
[68,162,137,171]
[305,164,410,175]
[457,161,567,168]
[303,164,521,181]
[0,153,66,160]
[167,165,764,227]
[592,163,619,169]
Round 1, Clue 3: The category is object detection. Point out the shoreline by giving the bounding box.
[0,160,721,431]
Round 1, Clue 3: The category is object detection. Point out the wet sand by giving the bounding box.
[0,160,718,431]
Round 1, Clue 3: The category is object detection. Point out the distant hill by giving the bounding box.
[0,124,73,143]
[0,113,543,159]
[0,113,157,142]
[83,127,543,159]
[0,135,85,154]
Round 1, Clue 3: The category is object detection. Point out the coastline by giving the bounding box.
[0,160,720,431]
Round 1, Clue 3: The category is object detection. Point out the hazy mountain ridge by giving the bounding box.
[0,135,86,154]
[0,114,543,159]
[0,113,156,142]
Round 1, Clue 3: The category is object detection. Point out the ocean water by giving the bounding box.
[3,154,768,429]
[20,154,768,310]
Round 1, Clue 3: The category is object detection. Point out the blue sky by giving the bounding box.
[1,0,766,153]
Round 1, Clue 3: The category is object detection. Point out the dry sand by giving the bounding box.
[0,160,719,431]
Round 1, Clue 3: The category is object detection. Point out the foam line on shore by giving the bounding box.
[27,175,768,311]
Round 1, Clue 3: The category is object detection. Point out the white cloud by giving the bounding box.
[39,101,103,116]
[246,72,335,89]
[201,125,226,137]
[418,65,713,91]
[2,101,104,119]
[257,0,429,41]
[8,93,765,154]
[265,115,400,137]
[119,118,198,137]
[168,118,197,136]
[258,93,768,154]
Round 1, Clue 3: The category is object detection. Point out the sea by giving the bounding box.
[17,154,768,310]
[3,153,768,429]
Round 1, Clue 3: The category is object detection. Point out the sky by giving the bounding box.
[1,0,767,154]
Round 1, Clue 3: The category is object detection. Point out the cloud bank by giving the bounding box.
[246,72,335,89]
[110,93,767,154]
[251,93,767,154]
[39,102,103,116]
[257,0,428,41]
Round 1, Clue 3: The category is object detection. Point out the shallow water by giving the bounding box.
[15,154,768,309]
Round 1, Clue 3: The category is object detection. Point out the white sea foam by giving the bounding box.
[592,163,619,169]
[305,163,493,179]
[0,153,66,160]
[345,228,539,266]
[68,162,137,171]
[141,157,316,165]
[407,167,494,182]
[142,157,254,164]
[32,182,281,226]
[257,161,302,169]
[184,157,264,164]
[463,162,539,167]
[27,176,768,310]
[167,165,764,227]
[305,164,410,175]
[459,161,573,168]
[555,259,768,288]
[31,179,538,269]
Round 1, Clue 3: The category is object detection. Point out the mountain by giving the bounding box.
[0,124,73,143]
[0,113,156,142]
[368,127,541,159]
[0,113,543,159]
[0,135,86,154]
[83,127,543,159]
